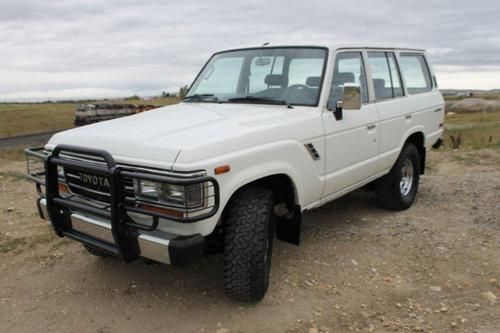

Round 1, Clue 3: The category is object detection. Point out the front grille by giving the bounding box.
[64,168,135,204]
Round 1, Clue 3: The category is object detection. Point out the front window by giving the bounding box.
[186,47,327,106]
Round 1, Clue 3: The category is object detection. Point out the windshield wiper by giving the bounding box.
[227,96,293,108]
[183,94,219,103]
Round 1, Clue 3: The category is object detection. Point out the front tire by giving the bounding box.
[223,186,274,302]
[376,144,421,211]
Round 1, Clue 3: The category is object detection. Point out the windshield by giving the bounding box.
[186,47,327,106]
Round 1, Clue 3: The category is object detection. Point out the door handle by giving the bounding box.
[405,114,412,119]
[434,108,442,113]
[367,124,376,130]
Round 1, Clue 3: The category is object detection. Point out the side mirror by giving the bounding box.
[342,83,362,110]
[327,83,362,121]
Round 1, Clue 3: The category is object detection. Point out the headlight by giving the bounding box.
[134,179,204,208]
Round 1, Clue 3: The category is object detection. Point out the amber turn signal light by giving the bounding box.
[138,204,184,218]
[214,165,230,175]
[58,183,70,193]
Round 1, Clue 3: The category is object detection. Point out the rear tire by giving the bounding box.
[376,144,421,211]
[223,186,274,302]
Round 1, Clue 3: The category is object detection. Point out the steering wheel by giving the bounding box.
[284,84,315,102]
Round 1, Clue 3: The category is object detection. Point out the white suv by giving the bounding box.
[26,44,444,301]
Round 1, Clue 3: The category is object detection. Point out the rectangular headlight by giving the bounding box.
[133,179,204,209]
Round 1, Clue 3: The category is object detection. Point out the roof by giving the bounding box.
[218,42,425,53]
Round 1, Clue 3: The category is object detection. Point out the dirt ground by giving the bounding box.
[1,149,499,333]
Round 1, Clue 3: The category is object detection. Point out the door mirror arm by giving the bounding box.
[334,101,343,120]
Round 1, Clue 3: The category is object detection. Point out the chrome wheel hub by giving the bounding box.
[400,159,414,196]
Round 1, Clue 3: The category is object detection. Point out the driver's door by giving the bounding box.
[322,51,380,198]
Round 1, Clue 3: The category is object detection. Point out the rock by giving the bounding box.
[6,207,15,212]
[396,303,402,308]
[216,329,229,333]
[308,328,319,333]
[481,291,497,303]
[489,278,497,285]
[450,322,457,328]
[429,286,442,292]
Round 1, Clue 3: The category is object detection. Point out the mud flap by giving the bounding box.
[275,206,301,246]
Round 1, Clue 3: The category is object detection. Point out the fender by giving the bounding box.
[173,139,325,236]
[399,125,426,151]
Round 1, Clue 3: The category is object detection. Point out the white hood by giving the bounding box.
[46,102,316,168]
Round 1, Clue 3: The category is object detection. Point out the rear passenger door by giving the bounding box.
[366,51,409,173]
[322,51,379,198]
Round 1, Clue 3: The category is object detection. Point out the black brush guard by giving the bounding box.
[26,144,219,263]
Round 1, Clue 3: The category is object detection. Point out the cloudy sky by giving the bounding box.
[0,0,498,101]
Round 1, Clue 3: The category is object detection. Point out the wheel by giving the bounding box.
[223,186,274,302]
[376,143,421,211]
[83,245,110,257]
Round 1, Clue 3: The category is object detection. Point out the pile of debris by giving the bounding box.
[74,104,157,126]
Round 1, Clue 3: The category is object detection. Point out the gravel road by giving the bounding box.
[0,149,499,333]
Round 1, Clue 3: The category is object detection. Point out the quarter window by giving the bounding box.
[367,52,404,100]
[328,52,368,106]
[399,54,432,94]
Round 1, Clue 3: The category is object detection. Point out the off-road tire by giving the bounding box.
[223,186,274,302]
[376,143,421,211]
[83,245,110,257]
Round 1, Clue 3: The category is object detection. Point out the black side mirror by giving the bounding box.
[334,101,343,120]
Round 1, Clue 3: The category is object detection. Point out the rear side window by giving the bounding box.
[399,54,433,94]
[367,52,404,100]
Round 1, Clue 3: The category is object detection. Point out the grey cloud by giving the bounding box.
[0,0,499,101]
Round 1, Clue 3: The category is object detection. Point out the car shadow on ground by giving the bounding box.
[80,187,383,303]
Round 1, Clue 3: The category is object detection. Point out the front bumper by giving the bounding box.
[27,144,218,266]
[37,198,205,266]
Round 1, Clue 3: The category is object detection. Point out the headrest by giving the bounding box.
[306,76,321,87]
[333,72,355,85]
[373,78,386,89]
[265,74,286,86]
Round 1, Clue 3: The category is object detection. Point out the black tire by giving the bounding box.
[83,245,110,257]
[223,186,274,302]
[376,143,421,211]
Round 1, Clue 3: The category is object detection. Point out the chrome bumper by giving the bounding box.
[37,198,204,265]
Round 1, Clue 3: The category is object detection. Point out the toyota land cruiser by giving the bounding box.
[26,44,444,301]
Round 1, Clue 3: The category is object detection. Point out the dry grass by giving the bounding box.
[0,97,180,138]
[443,111,500,150]
[0,103,75,138]
[0,146,28,161]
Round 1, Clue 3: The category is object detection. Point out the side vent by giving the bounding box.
[305,143,320,160]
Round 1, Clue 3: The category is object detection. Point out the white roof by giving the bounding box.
[220,42,425,53]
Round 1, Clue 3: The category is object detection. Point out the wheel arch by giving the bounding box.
[401,129,426,174]
[220,172,302,246]
[223,172,299,214]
